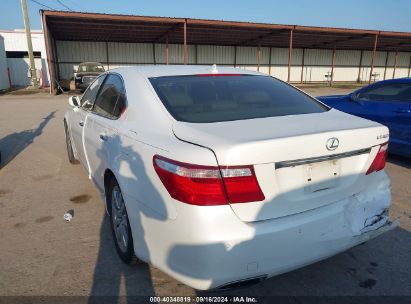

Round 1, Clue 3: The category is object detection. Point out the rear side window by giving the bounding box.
[149,75,328,123]
[357,83,411,102]
[93,74,126,119]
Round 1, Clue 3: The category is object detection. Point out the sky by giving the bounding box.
[0,0,410,32]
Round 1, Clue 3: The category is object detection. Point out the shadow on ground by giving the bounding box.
[388,154,411,169]
[88,216,155,303]
[0,111,55,169]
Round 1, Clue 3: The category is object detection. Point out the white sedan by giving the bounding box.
[64,65,398,290]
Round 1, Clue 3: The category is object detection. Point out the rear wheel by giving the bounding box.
[64,122,78,164]
[107,177,137,264]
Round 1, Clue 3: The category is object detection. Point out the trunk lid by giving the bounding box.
[172,109,389,222]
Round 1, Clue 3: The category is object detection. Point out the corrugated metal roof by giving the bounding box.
[42,10,411,52]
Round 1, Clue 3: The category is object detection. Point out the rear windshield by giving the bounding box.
[149,75,328,123]
[78,64,105,73]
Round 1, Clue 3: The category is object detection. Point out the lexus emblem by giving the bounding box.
[326,137,339,151]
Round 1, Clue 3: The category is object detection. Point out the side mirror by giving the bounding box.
[68,96,80,108]
[82,100,93,111]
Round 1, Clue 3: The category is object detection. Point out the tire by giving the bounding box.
[64,122,79,164]
[107,177,138,264]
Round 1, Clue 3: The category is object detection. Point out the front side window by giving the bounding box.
[80,75,106,110]
[357,83,411,102]
[149,75,328,123]
[93,74,126,119]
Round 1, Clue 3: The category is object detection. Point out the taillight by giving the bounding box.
[153,155,226,206]
[366,143,388,175]
[153,155,265,206]
[220,166,265,203]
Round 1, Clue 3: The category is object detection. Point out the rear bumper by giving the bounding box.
[217,218,399,290]
[127,172,395,290]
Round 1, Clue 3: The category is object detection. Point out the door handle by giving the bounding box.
[79,121,84,127]
[395,109,411,114]
[99,133,108,141]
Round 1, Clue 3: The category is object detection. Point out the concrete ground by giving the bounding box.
[0,87,410,298]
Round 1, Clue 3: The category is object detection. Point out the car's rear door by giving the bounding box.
[84,73,127,191]
[70,75,106,168]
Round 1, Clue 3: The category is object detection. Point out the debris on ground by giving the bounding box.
[63,209,74,222]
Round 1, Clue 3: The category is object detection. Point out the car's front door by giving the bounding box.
[84,73,127,191]
[353,82,411,147]
[70,75,106,170]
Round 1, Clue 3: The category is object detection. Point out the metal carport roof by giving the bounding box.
[41,10,411,93]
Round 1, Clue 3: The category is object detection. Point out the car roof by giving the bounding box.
[108,65,264,79]
[79,62,104,66]
[350,77,411,94]
[373,77,411,84]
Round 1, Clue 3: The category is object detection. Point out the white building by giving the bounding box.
[0,29,49,87]
[0,35,8,90]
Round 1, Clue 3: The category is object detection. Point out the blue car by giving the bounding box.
[317,78,411,157]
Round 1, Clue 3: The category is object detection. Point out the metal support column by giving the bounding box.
[357,50,363,83]
[106,42,110,70]
[166,36,169,65]
[383,51,389,80]
[41,12,54,94]
[234,46,237,67]
[183,19,187,65]
[392,50,398,79]
[52,39,60,82]
[287,27,294,83]
[268,47,272,75]
[152,42,156,65]
[368,33,379,84]
[257,45,261,71]
[330,48,336,87]
[300,48,305,84]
